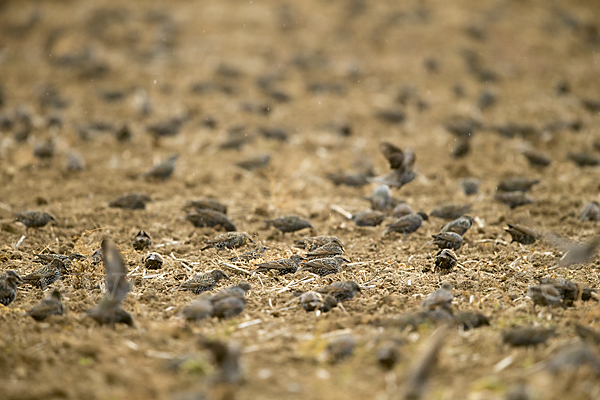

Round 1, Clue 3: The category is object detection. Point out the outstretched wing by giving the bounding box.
[102,238,131,304]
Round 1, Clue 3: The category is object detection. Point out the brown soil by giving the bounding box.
[1,0,600,399]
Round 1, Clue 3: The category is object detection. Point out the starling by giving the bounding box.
[185,209,236,232]
[582,287,598,302]
[393,203,413,218]
[545,344,600,375]
[352,211,386,227]
[87,239,134,327]
[421,283,453,313]
[460,178,480,196]
[440,216,474,236]
[109,193,151,210]
[523,150,551,167]
[501,326,556,347]
[185,198,227,214]
[300,291,323,311]
[202,232,255,251]
[403,327,448,400]
[65,153,85,172]
[527,283,562,310]
[383,212,428,237]
[580,201,600,222]
[22,258,70,289]
[495,192,533,209]
[316,280,361,302]
[445,117,480,138]
[298,255,349,277]
[364,185,395,211]
[144,252,164,270]
[430,204,472,220]
[537,277,580,307]
[211,297,246,319]
[209,282,252,303]
[376,342,401,371]
[380,142,411,170]
[325,334,356,364]
[451,138,471,158]
[199,338,243,384]
[235,154,271,171]
[147,117,185,139]
[293,236,339,251]
[327,172,370,187]
[265,215,314,234]
[568,152,599,167]
[454,311,490,330]
[252,254,304,276]
[32,252,86,266]
[431,232,463,250]
[89,248,102,266]
[229,246,269,263]
[133,231,152,251]
[433,249,458,275]
[547,235,600,268]
[142,154,179,181]
[28,290,64,321]
[15,211,56,230]
[0,270,22,306]
[497,177,540,193]
[505,224,538,245]
[179,269,230,294]
[368,168,416,188]
[319,294,339,313]
[575,324,600,346]
[34,141,55,161]
[305,238,344,258]
[181,298,213,321]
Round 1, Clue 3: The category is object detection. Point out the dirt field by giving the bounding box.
[1,0,600,399]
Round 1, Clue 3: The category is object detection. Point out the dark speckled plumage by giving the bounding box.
[431,232,463,250]
[15,211,56,229]
[265,215,313,234]
[298,255,349,277]
[316,281,361,302]
[185,209,237,231]
[28,290,64,321]
[22,258,70,289]
[0,270,22,306]
[252,255,304,275]
[202,232,255,251]
[179,269,230,294]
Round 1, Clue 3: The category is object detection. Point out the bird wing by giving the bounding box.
[102,238,131,304]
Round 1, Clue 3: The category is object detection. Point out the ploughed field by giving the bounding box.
[1,0,600,399]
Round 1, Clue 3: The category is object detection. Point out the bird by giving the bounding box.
[327,172,370,188]
[179,270,231,294]
[368,168,416,188]
[421,283,453,313]
[211,297,246,319]
[568,152,599,167]
[460,178,480,196]
[363,185,396,211]
[28,290,64,321]
[433,249,458,275]
[431,232,463,250]
[298,255,349,277]
[141,154,179,181]
[229,246,269,263]
[142,251,163,269]
[454,311,490,331]
[108,193,151,210]
[15,211,56,231]
[252,254,304,276]
[430,204,471,220]
[352,211,386,227]
[379,142,410,170]
[185,209,236,232]
[300,291,323,311]
[383,212,428,237]
[497,177,540,192]
[501,326,556,347]
[32,252,86,267]
[532,277,580,308]
[527,283,562,311]
[440,216,474,236]
[376,342,401,371]
[305,238,345,258]
[293,236,339,251]
[523,149,551,167]
[316,280,361,302]
[495,192,533,209]
[132,231,152,251]
[325,334,356,364]
[22,258,70,289]
[202,232,255,251]
[184,198,227,214]
[87,239,134,327]
[392,203,413,218]
[580,201,600,222]
[545,235,600,268]
[208,282,252,303]
[181,298,213,321]
[265,215,314,234]
[199,338,243,384]
[235,154,271,171]
[505,224,539,245]
[0,270,22,306]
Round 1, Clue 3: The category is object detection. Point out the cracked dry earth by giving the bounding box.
[1,0,600,399]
